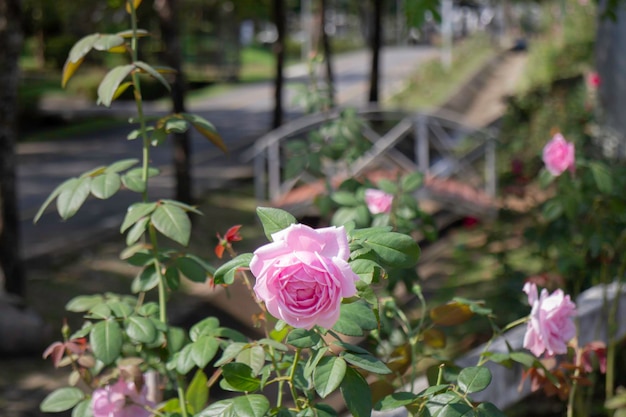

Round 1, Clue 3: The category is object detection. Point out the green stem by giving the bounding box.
[149,224,167,323]
[567,348,582,417]
[176,374,189,417]
[288,349,302,409]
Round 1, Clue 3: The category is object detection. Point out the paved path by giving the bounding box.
[20,46,438,260]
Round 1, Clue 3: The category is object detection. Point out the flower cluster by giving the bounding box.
[92,377,155,417]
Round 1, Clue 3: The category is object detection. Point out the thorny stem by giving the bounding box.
[288,348,302,410]
[567,344,582,417]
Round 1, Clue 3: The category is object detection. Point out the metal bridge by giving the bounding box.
[241,106,499,219]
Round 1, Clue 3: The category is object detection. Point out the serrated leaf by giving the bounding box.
[222,363,261,392]
[190,317,220,342]
[97,64,135,107]
[176,256,208,283]
[214,342,247,367]
[186,370,209,414]
[197,394,270,417]
[342,352,391,374]
[121,202,158,232]
[363,232,420,268]
[236,345,265,375]
[192,336,219,368]
[126,316,157,344]
[374,392,420,411]
[333,302,377,336]
[457,366,492,394]
[286,328,322,348]
[256,207,296,241]
[151,204,191,246]
[126,216,149,246]
[90,320,122,365]
[135,61,171,92]
[314,356,346,398]
[57,177,92,220]
[340,366,371,417]
[425,393,471,417]
[182,113,227,153]
[131,263,160,293]
[214,253,252,285]
[91,172,121,199]
[40,387,84,412]
[34,178,76,223]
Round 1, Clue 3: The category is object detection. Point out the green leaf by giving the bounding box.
[476,402,507,417]
[340,366,372,417]
[425,393,472,417]
[160,199,203,215]
[120,202,158,233]
[151,204,191,246]
[92,34,125,51]
[286,328,322,348]
[126,316,157,344]
[256,207,296,241]
[542,200,563,222]
[190,317,220,342]
[66,295,105,312]
[34,178,74,223]
[331,191,360,206]
[333,302,378,336]
[176,344,196,374]
[401,171,424,192]
[71,399,92,417]
[363,232,420,268]
[40,387,85,412]
[314,356,347,398]
[348,258,381,284]
[214,342,247,367]
[90,319,122,365]
[164,118,189,133]
[375,392,420,411]
[131,263,160,293]
[126,216,149,246]
[214,253,253,285]
[97,64,134,107]
[176,256,208,283]
[590,161,613,194]
[222,363,261,392]
[186,370,209,414]
[90,172,121,199]
[192,336,219,368]
[135,61,171,92]
[67,34,98,63]
[182,113,227,153]
[165,265,180,290]
[57,177,92,220]
[106,158,139,173]
[197,394,270,417]
[121,167,159,193]
[236,345,266,375]
[457,366,492,394]
[342,352,391,375]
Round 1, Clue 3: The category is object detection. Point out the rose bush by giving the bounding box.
[542,133,576,176]
[364,188,394,214]
[250,224,359,329]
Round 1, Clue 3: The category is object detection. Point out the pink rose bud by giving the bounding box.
[92,377,155,417]
[364,189,394,214]
[523,282,577,357]
[542,133,575,176]
[250,224,359,329]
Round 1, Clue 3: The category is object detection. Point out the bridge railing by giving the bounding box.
[241,105,498,216]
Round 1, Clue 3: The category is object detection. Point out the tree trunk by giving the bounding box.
[320,0,335,107]
[154,0,193,204]
[368,0,382,103]
[272,0,286,129]
[0,0,24,296]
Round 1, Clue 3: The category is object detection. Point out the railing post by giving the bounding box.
[485,138,497,198]
[416,114,429,173]
[254,150,266,201]
[268,141,281,202]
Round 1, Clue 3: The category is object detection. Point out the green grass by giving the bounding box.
[390,33,498,110]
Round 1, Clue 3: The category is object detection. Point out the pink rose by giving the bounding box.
[587,72,601,89]
[364,189,393,214]
[250,224,359,329]
[92,377,154,417]
[542,133,575,176]
[523,282,577,357]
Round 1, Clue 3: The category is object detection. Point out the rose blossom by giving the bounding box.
[523,282,577,357]
[92,377,154,417]
[364,189,393,214]
[542,133,575,176]
[250,224,359,329]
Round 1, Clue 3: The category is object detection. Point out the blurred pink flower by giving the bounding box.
[581,341,607,374]
[542,133,575,176]
[587,72,601,89]
[92,377,154,417]
[250,224,359,329]
[364,189,393,214]
[523,282,577,357]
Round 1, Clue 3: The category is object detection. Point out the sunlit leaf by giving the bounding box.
[340,366,371,417]
[62,57,85,88]
[213,253,253,285]
[222,363,261,392]
[191,336,219,368]
[182,113,227,153]
[125,216,149,246]
[430,301,474,326]
[90,319,122,365]
[197,395,270,417]
[67,34,98,63]
[135,61,171,92]
[314,356,346,398]
[40,387,84,413]
[151,204,191,246]
[92,34,125,52]
[57,177,92,220]
[91,172,121,199]
[423,328,447,349]
[457,367,492,394]
[116,29,149,38]
[97,64,134,107]
[112,81,133,100]
[126,316,157,344]
[120,202,158,233]
[125,0,143,13]
[186,370,208,414]
[256,207,296,241]
[34,178,75,223]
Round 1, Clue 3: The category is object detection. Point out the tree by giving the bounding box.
[368,0,383,103]
[319,0,335,106]
[0,0,24,296]
[154,0,193,204]
[272,0,287,128]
